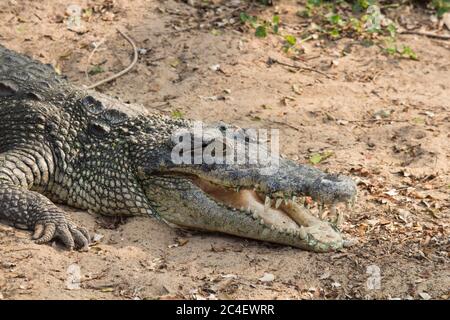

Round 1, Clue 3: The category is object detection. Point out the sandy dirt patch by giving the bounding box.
[0,0,448,299]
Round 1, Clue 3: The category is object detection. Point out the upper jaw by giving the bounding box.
[162,158,357,209]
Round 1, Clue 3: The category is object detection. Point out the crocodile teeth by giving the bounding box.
[275,198,283,209]
[298,227,307,239]
[336,212,344,226]
[318,202,325,214]
[264,196,271,211]
[292,196,297,202]
[260,219,265,225]
[252,212,258,219]
[270,225,275,230]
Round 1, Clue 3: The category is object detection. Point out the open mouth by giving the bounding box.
[191,177,342,245]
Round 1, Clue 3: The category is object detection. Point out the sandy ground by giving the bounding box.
[0,0,449,300]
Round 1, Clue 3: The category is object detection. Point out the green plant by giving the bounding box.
[88,65,104,76]
[240,12,302,53]
[385,39,418,60]
[431,0,450,17]
[400,46,418,60]
[296,1,419,60]
[171,110,184,119]
[240,12,274,38]
[309,151,334,165]
[283,34,297,52]
[352,0,376,12]
[272,15,280,33]
[241,1,419,60]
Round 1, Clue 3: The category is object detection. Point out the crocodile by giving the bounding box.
[0,44,357,252]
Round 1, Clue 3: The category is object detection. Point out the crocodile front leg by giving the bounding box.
[0,153,90,250]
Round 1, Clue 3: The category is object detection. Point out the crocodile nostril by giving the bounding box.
[323,174,342,182]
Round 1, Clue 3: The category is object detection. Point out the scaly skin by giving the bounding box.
[0,44,357,252]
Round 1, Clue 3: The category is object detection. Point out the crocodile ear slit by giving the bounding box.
[25,92,43,101]
[88,120,111,136]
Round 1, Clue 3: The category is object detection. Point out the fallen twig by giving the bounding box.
[85,28,138,90]
[267,57,334,79]
[333,117,409,124]
[85,37,106,81]
[5,248,40,253]
[399,30,450,40]
[270,120,301,131]
[83,282,122,290]
[325,112,410,124]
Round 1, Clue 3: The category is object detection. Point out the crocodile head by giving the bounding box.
[133,119,357,252]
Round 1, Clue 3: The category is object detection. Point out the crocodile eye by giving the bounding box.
[88,120,111,136]
[81,95,104,114]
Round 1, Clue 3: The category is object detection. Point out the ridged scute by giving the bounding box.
[102,109,129,125]
[0,45,70,100]
[80,95,105,114]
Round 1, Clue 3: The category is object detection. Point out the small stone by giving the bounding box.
[418,292,431,300]
[138,48,148,55]
[209,64,221,72]
[92,233,104,242]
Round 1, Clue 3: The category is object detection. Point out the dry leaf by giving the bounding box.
[384,189,398,196]
[221,274,238,279]
[258,273,275,283]
[292,84,303,95]
[443,12,450,30]
[176,238,189,246]
[331,282,341,288]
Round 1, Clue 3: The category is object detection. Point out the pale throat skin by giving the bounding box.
[0,44,357,252]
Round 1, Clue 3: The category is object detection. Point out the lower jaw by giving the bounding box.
[188,177,343,252]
